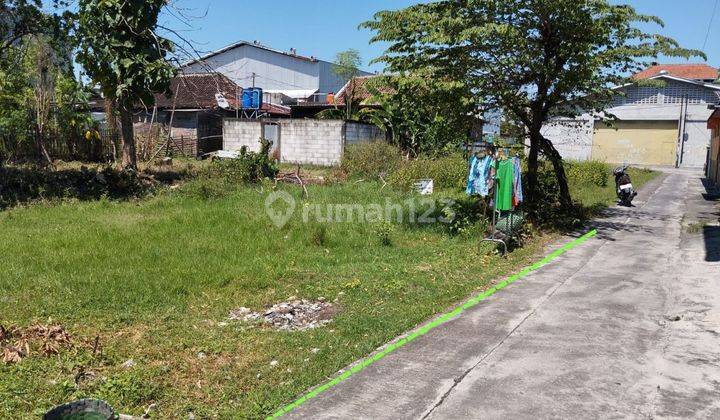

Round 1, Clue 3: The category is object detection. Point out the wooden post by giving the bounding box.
[165,85,180,158]
[146,105,157,161]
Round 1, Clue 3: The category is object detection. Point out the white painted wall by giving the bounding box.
[541,116,594,161]
[223,119,385,166]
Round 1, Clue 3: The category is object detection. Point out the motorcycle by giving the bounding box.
[613,164,637,207]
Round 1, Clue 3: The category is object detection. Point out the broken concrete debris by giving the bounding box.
[228,299,335,331]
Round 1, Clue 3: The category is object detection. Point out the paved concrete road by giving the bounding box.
[287,170,720,419]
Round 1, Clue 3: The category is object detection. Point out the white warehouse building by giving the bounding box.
[182,40,372,104]
[542,64,720,168]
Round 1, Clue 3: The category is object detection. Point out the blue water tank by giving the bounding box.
[242,88,263,109]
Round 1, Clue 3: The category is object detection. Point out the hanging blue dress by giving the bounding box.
[466,155,493,197]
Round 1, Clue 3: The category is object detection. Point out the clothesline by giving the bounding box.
[466,153,523,211]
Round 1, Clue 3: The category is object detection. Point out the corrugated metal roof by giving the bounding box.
[182,40,320,67]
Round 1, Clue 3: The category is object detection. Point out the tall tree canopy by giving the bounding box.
[363,0,702,206]
[1,0,72,60]
[76,0,176,169]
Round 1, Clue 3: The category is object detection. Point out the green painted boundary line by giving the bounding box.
[268,229,598,419]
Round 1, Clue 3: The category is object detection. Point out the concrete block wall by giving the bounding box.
[223,119,263,152]
[223,119,384,166]
[345,122,386,145]
[281,120,345,166]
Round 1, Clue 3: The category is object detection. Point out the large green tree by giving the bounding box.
[76,0,176,169]
[362,74,478,157]
[363,0,702,206]
[2,0,49,59]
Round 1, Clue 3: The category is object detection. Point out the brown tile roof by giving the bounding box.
[153,73,290,116]
[634,64,718,81]
[154,73,241,109]
[334,75,393,105]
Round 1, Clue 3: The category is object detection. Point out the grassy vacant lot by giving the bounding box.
[0,162,656,418]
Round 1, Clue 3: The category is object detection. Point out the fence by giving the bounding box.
[0,127,198,163]
[0,128,120,163]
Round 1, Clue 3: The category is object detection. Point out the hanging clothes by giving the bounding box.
[495,158,515,211]
[466,155,494,197]
[512,156,523,206]
[466,155,480,196]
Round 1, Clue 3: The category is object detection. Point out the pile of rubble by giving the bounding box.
[1,324,73,364]
[229,298,335,331]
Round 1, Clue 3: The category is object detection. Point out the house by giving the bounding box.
[135,73,290,156]
[290,75,388,118]
[181,40,373,106]
[543,64,720,167]
[707,106,720,184]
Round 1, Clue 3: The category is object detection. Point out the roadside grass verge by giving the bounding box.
[570,166,658,212]
[0,160,658,418]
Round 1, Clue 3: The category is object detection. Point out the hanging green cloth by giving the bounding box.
[495,159,515,211]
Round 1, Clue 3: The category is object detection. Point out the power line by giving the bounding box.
[702,0,719,52]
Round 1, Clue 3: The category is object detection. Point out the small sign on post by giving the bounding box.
[413,179,434,195]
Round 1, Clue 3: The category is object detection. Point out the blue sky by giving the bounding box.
[165,0,720,72]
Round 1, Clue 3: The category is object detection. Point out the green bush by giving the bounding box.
[341,141,402,179]
[565,160,609,187]
[206,139,278,184]
[389,153,467,190]
[373,220,395,246]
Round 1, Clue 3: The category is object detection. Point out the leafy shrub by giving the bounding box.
[373,220,395,246]
[524,161,589,230]
[341,141,402,179]
[206,139,278,184]
[442,197,489,236]
[389,153,467,190]
[565,160,609,187]
[409,196,489,236]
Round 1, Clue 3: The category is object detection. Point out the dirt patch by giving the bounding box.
[229,298,336,331]
[1,324,73,364]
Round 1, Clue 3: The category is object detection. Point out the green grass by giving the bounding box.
[0,162,658,418]
[569,166,658,211]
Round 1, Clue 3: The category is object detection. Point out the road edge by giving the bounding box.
[268,229,599,419]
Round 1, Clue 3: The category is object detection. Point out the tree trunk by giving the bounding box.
[35,129,54,169]
[525,132,540,203]
[119,104,137,169]
[539,135,572,207]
